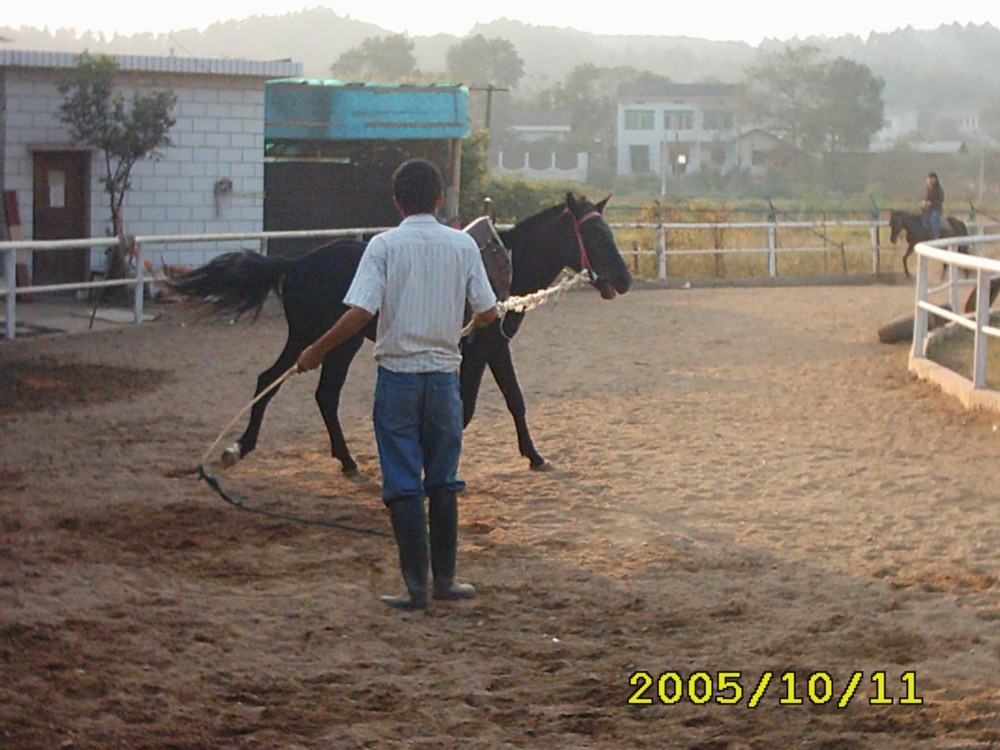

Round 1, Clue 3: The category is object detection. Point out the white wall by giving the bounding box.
[2,62,279,269]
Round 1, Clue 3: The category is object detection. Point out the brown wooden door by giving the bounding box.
[32,151,90,285]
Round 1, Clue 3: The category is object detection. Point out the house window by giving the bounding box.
[751,149,769,167]
[710,146,726,166]
[625,109,655,130]
[703,110,735,130]
[630,145,651,173]
[665,110,694,130]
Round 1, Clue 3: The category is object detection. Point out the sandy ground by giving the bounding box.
[1,283,999,749]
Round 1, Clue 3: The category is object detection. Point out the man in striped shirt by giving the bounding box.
[297,158,498,611]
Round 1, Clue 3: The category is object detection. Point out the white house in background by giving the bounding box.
[493,107,588,182]
[506,108,574,143]
[733,130,799,178]
[0,50,300,284]
[494,151,589,183]
[616,82,743,177]
[870,105,920,152]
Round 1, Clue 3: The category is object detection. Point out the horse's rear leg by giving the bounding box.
[228,341,303,465]
[487,343,547,470]
[316,336,364,475]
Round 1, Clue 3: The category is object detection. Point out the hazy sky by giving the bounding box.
[4,1,997,45]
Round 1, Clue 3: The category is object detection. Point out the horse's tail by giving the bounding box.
[166,249,293,321]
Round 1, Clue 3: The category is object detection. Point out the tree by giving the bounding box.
[57,51,176,285]
[742,45,825,150]
[330,34,418,80]
[742,46,885,154]
[446,35,524,90]
[804,58,885,152]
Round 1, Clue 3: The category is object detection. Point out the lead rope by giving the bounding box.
[460,269,592,339]
[195,364,391,537]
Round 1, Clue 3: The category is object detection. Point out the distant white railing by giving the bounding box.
[0,228,388,340]
[616,219,1000,280]
[910,234,1000,396]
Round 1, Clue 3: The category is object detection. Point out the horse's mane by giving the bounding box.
[508,201,569,236]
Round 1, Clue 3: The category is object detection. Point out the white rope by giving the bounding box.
[198,365,299,467]
[460,269,591,339]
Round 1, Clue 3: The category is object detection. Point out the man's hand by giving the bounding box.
[297,344,324,372]
[296,306,375,373]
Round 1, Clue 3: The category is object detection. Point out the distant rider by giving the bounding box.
[923,172,944,239]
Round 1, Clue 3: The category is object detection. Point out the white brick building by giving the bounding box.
[0,50,300,282]
[616,82,743,178]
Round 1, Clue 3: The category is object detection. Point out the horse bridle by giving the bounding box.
[565,208,603,282]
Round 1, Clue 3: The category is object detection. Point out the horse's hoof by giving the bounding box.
[342,466,359,478]
[529,460,553,472]
[220,443,242,468]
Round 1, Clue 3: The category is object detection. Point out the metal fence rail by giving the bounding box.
[911,234,1000,391]
[4,218,1000,341]
[1,228,387,340]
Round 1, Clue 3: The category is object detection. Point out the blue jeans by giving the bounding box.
[929,208,942,239]
[373,367,466,504]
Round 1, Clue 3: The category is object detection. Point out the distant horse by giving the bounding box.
[889,209,969,277]
[168,193,633,474]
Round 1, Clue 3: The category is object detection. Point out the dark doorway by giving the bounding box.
[32,151,90,284]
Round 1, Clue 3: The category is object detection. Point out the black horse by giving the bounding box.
[889,209,969,277]
[168,193,633,474]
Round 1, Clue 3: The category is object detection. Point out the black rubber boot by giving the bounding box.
[428,489,475,601]
[381,497,429,611]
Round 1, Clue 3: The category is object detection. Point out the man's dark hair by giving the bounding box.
[392,158,444,215]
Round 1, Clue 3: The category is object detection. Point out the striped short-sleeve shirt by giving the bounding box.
[344,214,497,373]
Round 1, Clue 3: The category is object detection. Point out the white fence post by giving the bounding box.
[870,221,880,274]
[973,269,990,389]
[4,248,15,340]
[911,252,930,360]
[133,242,145,323]
[656,225,666,280]
[767,224,777,278]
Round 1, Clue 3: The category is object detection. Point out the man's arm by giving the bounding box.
[470,306,499,329]
[296,306,375,372]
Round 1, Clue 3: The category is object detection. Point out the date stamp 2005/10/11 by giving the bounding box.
[628,670,923,709]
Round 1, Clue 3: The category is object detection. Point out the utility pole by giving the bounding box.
[469,83,510,130]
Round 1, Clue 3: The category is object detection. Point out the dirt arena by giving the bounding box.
[2,282,999,749]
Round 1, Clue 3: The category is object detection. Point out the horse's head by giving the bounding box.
[563,193,632,299]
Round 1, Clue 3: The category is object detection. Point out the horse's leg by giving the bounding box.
[902,243,914,278]
[459,340,489,428]
[227,336,305,466]
[316,335,365,475]
[487,341,547,470]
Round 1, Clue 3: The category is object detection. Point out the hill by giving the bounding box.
[3,13,999,112]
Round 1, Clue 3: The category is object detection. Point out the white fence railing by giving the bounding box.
[911,234,1000,391]
[615,219,1000,280]
[4,218,1000,341]
[0,228,388,341]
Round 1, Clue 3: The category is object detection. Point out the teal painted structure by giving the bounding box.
[265,79,469,141]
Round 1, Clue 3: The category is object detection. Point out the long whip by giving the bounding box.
[198,364,299,467]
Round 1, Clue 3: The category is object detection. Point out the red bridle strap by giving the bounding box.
[565,209,602,277]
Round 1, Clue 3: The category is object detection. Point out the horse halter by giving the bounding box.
[564,208,603,281]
